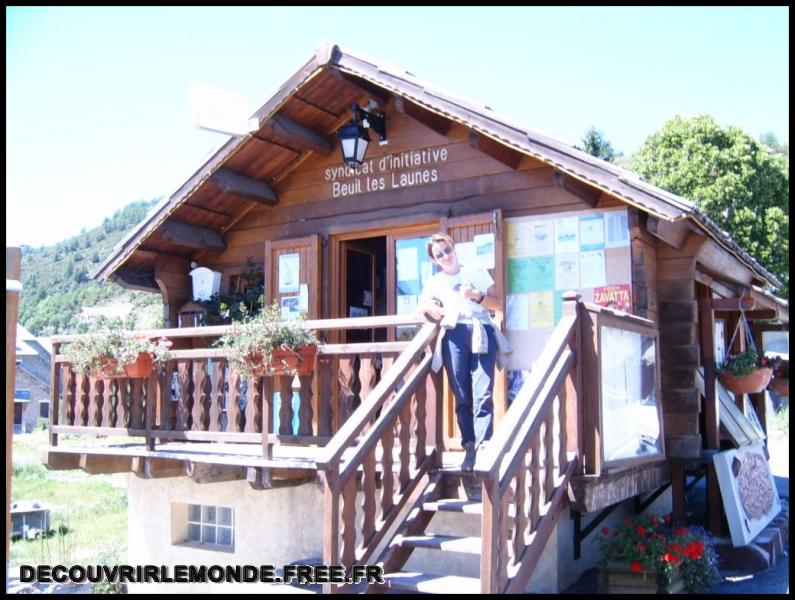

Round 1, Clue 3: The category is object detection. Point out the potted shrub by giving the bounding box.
[215,302,318,378]
[63,331,172,378]
[718,347,774,394]
[596,514,720,593]
[768,357,789,397]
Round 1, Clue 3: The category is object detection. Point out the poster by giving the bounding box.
[298,284,308,312]
[605,210,630,248]
[456,241,476,267]
[349,306,368,317]
[554,216,579,254]
[281,295,300,320]
[396,294,418,315]
[474,233,495,269]
[713,442,781,546]
[579,214,605,250]
[529,291,554,329]
[594,284,632,312]
[528,219,554,256]
[555,253,580,291]
[506,293,530,330]
[580,249,606,288]
[278,253,299,293]
[397,246,418,282]
[527,256,555,291]
[507,222,531,258]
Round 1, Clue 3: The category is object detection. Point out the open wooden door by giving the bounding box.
[263,235,322,319]
[440,210,506,447]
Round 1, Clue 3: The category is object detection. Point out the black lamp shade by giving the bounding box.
[337,121,370,168]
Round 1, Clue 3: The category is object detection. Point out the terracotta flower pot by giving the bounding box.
[100,353,154,379]
[719,367,773,394]
[769,377,789,397]
[269,345,318,376]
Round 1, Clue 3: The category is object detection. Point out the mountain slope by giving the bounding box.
[19,199,163,336]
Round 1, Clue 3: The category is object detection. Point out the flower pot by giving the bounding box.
[100,353,154,379]
[719,367,773,394]
[769,377,789,397]
[269,345,318,376]
[598,561,684,594]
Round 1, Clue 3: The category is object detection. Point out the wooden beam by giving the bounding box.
[247,467,272,490]
[43,451,81,471]
[553,170,601,206]
[694,270,738,299]
[131,456,186,479]
[700,297,755,311]
[113,267,159,292]
[268,113,333,156]
[715,309,777,321]
[394,96,451,136]
[330,69,390,102]
[210,168,278,206]
[161,220,226,250]
[469,128,523,169]
[647,217,692,250]
[697,239,758,287]
[79,454,131,474]
[187,463,246,484]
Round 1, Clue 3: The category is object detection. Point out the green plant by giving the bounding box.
[718,347,775,378]
[215,302,318,378]
[199,257,264,325]
[596,514,720,593]
[62,328,172,377]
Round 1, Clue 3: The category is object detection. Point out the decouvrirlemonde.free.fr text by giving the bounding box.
[19,564,384,585]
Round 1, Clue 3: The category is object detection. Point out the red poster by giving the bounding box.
[594,284,632,312]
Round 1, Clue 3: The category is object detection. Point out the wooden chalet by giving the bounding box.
[46,42,788,593]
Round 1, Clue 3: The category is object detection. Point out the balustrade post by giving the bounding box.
[50,343,61,446]
[322,463,341,595]
[562,291,582,462]
[480,476,501,593]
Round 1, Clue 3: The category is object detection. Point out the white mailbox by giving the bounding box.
[190,267,221,301]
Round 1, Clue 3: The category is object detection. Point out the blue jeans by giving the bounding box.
[441,323,497,447]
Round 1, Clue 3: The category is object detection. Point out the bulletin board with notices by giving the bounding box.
[505,207,632,371]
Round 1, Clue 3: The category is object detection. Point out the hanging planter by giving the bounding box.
[64,331,172,379]
[719,367,773,394]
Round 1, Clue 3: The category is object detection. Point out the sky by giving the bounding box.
[6,6,789,248]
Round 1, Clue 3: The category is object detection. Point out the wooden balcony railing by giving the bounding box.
[315,321,442,594]
[49,315,428,458]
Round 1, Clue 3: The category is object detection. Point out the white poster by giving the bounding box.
[554,216,579,254]
[298,284,308,312]
[529,219,554,256]
[555,253,580,291]
[397,246,418,282]
[507,221,531,258]
[579,214,605,250]
[396,294,418,315]
[279,253,300,293]
[456,241,476,267]
[579,249,606,288]
[605,210,631,248]
[506,294,530,331]
[474,233,495,269]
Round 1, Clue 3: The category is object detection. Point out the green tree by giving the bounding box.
[629,115,789,297]
[577,126,619,163]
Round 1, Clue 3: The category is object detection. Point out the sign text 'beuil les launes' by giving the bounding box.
[324,147,449,198]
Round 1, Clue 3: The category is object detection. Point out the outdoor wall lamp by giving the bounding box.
[337,102,387,168]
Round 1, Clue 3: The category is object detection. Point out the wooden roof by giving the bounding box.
[92,41,782,292]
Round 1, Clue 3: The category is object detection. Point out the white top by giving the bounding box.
[420,266,494,322]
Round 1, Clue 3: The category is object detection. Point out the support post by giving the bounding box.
[6,247,22,589]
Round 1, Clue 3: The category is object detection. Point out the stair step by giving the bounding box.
[397,533,483,554]
[383,571,481,594]
[422,498,483,514]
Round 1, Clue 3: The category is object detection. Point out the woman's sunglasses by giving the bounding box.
[433,246,454,260]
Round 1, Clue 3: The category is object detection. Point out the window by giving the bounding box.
[39,402,50,419]
[599,324,663,466]
[186,504,234,549]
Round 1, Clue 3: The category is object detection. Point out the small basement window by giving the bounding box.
[174,503,234,551]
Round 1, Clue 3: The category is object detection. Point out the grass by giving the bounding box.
[10,429,129,573]
[770,402,788,438]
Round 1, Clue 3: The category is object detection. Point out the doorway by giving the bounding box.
[341,236,387,343]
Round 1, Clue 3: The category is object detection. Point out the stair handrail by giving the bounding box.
[474,313,577,480]
[315,321,439,469]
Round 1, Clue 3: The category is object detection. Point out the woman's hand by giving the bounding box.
[459,283,482,302]
[420,299,445,322]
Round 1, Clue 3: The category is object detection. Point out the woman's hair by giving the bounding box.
[426,233,455,260]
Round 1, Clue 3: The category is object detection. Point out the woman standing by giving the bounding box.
[417,233,504,471]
